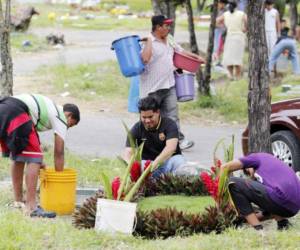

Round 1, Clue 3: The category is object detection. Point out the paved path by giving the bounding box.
[13,28,208,75]
[40,113,244,166]
[11,27,243,166]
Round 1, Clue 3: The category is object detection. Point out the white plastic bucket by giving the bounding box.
[95,198,137,234]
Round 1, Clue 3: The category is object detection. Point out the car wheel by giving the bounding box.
[271,130,300,172]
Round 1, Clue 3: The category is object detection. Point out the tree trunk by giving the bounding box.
[196,0,207,13]
[0,0,13,97]
[290,0,298,36]
[151,0,162,15]
[185,0,199,54]
[247,1,271,153]
[151,0,177,35]
[198,0,218,96]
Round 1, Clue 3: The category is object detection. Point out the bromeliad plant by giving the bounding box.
[100,122,153,202]
[200,135,235,211]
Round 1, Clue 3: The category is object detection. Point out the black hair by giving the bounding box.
[228,1,237,13]
[138,96,161,112]
[265,0,274,5]
[63,103,80,123]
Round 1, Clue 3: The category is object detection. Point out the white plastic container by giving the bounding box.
[95,198,137,234]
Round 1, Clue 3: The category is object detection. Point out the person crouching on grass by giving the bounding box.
[123,96,186,178]
[0,94,80,218]
[220,152,300,230]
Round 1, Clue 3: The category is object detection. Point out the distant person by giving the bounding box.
[269,27,300,74]
[237,0,248,12]
[217,0,247,79]
[0,94,80,218]
[123,96,186,178]
[265,0,281,57]
[140,15,204,151]
[213,0,227,66]
[221,153,300,231]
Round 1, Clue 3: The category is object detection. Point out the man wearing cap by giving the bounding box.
[0,94,80,218]
[140,15,204,151]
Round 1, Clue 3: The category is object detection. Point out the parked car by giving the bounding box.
[242,98,300,172]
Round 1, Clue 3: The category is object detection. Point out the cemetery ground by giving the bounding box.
[0,150,300,249]
[1,1,300,249]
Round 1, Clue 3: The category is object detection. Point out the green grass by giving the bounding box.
[0,149,124,187]
[0,188,299,250]
[38,61,130,101]
[17,1,208,31]
[138,195,214,213]
[10,32,48,53]
[1,148,300,249]
[37,59,300,123]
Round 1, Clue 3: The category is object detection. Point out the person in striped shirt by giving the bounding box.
[140,15,204,151]
[0,94,80,217]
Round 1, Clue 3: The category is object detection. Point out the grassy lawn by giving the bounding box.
[1,149,300,249]
[0,186,299,249]
[10,32,48,53]
[18,2,208,31]
[36,60,300,123]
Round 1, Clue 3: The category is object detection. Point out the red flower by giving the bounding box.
[211,166,216,174]
[216,159,222,168]
[111,177,120,200]
[200,171,219,200]
[130,161,141,182]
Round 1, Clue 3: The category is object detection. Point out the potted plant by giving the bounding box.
[95,123,154,234]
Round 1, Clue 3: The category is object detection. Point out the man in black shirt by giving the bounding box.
[123,96,185,178]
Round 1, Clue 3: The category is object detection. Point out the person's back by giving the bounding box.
[224,10,245,34]
[244,153,300,213]
[14,94,67,140]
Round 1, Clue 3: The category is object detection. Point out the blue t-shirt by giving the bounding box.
[239,153,300,214]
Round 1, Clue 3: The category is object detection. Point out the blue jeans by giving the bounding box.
[145,154,186,179]
[269,39,300,74]
[214,28,223,54]
[238,0,247,11]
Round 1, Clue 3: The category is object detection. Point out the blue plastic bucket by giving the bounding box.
[111,35,145,77]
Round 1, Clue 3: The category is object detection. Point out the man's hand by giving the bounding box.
[40,162,46,170]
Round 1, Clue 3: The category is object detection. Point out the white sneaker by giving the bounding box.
[179,139,194,150]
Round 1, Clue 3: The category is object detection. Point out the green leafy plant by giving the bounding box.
[100,122,153,202]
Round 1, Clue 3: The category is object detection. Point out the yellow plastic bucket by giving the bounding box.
[40,168,77,215]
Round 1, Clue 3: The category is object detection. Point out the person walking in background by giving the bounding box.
[265,0,281,58]
[217,0,247,80]
[140,15,204,150]
[213,0,227,66]
[237,0,248,12]
[269,27,300,75]
[0,94,80,218]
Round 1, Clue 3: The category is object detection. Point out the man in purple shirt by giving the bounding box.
[221,152,300,230]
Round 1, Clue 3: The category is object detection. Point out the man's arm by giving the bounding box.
[141,37,152,64]
[123,147,134,163]
[152,138,178,170]
[54,134,64,171]
[276,11,281,36]
[221,159,243,173]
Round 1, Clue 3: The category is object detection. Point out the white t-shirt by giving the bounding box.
[14,94,67,141]
[265,8,278,32]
